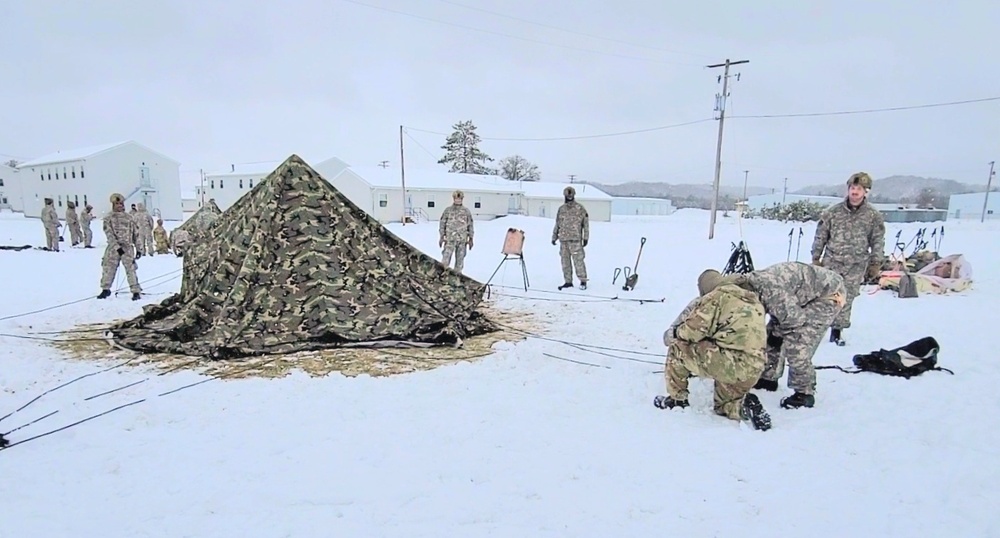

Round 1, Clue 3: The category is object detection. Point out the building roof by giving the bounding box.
[344,166,523,193]
[205,161,284,177]
[17,141,130,167]
[611,196,674,203]
[519,181,613,200]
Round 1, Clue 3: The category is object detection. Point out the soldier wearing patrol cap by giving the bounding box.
[810,172,886,345]
[97,192,142,300]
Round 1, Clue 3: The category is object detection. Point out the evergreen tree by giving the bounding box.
[438,120,493,174]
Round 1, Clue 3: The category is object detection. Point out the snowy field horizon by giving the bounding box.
[1,208,997,537]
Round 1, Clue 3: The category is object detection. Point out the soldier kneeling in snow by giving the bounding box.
[655,269,771,431]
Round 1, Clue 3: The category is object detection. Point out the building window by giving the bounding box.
[63,166,67,179]
[0,178,4,187]
[220,179,224,189]
[239,179,243,189]
[83,195,88,206]
[72,166,76,178]
[47,170,51,180]
[74,195,79,206]
[57,195,62,207]
[80,166,85,178]
[40,172,44,181]
[249,179,254,188]
[474,196,481,209]
[378,193,388,207]
[210,180,215,189]
[427,194,435,208]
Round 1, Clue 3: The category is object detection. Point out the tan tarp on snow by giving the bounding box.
[877,253,973,294]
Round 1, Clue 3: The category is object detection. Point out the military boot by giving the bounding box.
[754,378,778,391]
[780,392,815,409]
[830,328,845,346]
[97,289,111,299]
[131,293,141,301]
[578,281,588,290]
[653,395,689,410]
[741,393,771,431]
[557,282,574,290]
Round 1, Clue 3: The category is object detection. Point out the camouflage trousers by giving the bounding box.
[44,225,59,251]
[825,260,865,330]
[100,244,142,294]
[68,223,82,246]
[559,240,587,284]
[762,299,842,394]
[441,240,468,272]
[140,229,155,256]
[83,225,93,247]
[155,236,170,254]
[666,338,765,420]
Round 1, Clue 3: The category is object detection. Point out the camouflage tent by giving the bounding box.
[172,198,222,239]
[111,155,496,359]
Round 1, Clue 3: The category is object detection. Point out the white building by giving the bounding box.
[947,191,1000,220]
[16,141,182,220]
[200,161,283,210]
[181,190,199,212]
[518,181,613,222]
[0,162,25,212]
[746,193,842,211]
[321,163,523,223]
[611,196,676,216]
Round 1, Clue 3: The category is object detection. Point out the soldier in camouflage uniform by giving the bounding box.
[80,204,95,248]
[728,262,846,409]
[97,193,142,300]
[655,269,772,430]
[135,203,155,256]
[40,197,61,251]
[438,190,474,273]
[65,201,83,246]
[153,219,170,254]
[170,228,192,257]
[552,186,589,290]
[812,172,885,345]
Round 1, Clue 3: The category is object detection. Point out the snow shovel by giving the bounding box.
[622,237,646,291]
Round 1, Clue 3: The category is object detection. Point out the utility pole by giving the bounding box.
[982,160,996,223]
[707,58,748,239]
[378,160,389,168]
[742,169,749,201]
[782,177,788,205]
[199,169,205,207]
[568,174,576,183]
[399,125,407,226]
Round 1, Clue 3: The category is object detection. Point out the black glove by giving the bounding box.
[583,239,588,247]
[766,333,783,349]
[117,248,124,256]
[551,240,556,246]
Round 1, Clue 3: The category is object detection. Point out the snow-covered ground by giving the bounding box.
[1,208,997,537]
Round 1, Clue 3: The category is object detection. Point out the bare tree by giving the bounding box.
[498,155,540,182]
[4,159,18,168]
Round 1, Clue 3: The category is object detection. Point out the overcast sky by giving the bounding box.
[2,0,997,191]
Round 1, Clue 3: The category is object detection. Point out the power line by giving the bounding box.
[404,118,715,142]
[405,94,1000,144]
[337,0,698,66]
[729,96,1000,119]
[430,0,714,60]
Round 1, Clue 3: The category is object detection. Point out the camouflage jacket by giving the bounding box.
[41,205,60,228]
[811,199,885,269]
[136,209,154,231]
[670,284,766,357]
[103,211,136,250]
[170,228,191,247]
[65,208,79,226]
[664,296,700,347]
[439,204,474,242]
[81,210,93,228]
[737,262,845,336]
[552,201,589,243]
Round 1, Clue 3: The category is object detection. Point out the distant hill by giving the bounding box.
[793,175,987,200]
[589,175,995,210]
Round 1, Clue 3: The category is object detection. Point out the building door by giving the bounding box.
[539,203,546,217]
[507,194,517,214]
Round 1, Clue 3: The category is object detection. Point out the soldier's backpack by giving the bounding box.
[851,337,951,378]
[817,336,953,378]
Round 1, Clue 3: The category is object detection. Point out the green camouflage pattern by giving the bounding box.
[101,209,141,293]
[111,154,497,359]
[664,284,766,420]
[811,199,885,329]
[65,204,82,246]
[552,201,589,243]
[439,202,474,272]
[81,207,94,247]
